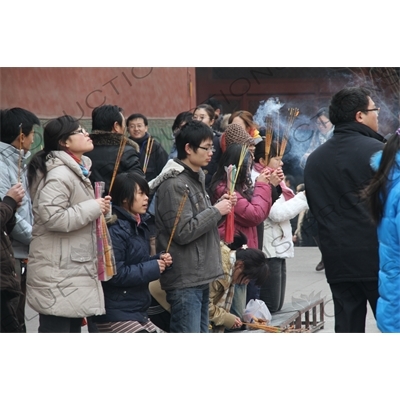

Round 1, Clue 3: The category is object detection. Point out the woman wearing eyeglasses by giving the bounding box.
[27,115,111,333]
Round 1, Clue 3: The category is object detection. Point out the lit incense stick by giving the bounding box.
[17,123,23,183]
[108,135,127,195]
[264,116,273,162]
[143,136,154,174]
[279,108,299,157]
[166,189,189,253]
[232,144,249,189]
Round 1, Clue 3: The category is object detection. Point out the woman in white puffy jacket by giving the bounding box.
[252,140,308,313]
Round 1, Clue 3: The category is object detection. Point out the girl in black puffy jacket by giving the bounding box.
[93,172,172,333]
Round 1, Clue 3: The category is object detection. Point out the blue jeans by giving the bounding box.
[166,284,210,333]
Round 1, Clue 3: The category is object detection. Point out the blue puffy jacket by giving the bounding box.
[93,205,161,324]
[371,151,400,333]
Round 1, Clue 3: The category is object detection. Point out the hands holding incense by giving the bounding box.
[231,316,243,330]
[7,182,25,208]
[214,192,237,216]
[96,195,112,215]
[269,167,284,186]
[158,252,173,273]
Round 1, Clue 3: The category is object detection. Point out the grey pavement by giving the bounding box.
[24,246,380,333]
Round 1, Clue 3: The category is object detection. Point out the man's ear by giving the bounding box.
[355,110,364,124]
[185,143,193,155]
[112,121,120,132]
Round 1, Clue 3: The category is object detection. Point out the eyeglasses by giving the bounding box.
[72,128,89,136]
[198,145,216,153]
[362,108,380,114]
[316,120,330,128]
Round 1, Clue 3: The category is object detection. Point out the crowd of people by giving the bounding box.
[1,86,399,333]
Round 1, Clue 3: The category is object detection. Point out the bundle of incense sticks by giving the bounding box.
[278,108,300,157]
[232,144,249,189]
[166,189,188,253]
[143,136,154,174]
[264,116,273,161]
[17,123,23,183]
[243,322,282,333]
[108,135,127,195]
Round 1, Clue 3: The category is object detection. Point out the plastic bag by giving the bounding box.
[243,299,272,325]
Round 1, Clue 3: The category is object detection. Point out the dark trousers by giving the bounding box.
[9,259,27,332]
[1,290,22,333]
[246,280,260,304]
[259,258,287,313]
[329,281,379,333]
[38,314,83,333]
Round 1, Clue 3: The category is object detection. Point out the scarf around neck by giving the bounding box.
[65,150,89,176]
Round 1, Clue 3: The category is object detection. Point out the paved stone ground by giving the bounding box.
[24,246,380,333]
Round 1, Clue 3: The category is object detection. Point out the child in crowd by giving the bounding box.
[253,140,308,313]
[93,172,172,333]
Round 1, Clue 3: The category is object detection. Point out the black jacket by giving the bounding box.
[304,122,385,283]
[85,132,143,194]
[93,206,161,323]
[132,133,168,183]
[0,196,21,297]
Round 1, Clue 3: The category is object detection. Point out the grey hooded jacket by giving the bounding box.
[149,158,224,291]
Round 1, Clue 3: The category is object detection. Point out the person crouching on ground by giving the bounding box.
[209,231,269,333]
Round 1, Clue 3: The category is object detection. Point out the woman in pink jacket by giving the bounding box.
[209,143,282,304]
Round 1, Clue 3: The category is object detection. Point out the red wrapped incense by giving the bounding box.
[225,209,235,244]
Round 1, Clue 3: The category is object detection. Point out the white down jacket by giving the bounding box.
[263,191,308,259]
[27,151,105,318]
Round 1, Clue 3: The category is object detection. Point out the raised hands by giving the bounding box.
[269,167,284,187]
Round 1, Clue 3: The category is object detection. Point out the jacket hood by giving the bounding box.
[89,131,139,152]
[0,141,31,162]
[148,158,184,194]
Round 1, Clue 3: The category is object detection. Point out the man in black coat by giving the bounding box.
[85,104,144,195]
[304,87,385,333]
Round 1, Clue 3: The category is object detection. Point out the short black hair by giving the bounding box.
[204,97,223,113]
[92,104,124,132]
[172,111,193,134]
[329,87,371,126]
[0,107,40,144]
[253,139,279,164]
[110,172,149,209]
[126,113,148,127]
[175,120,213,160]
